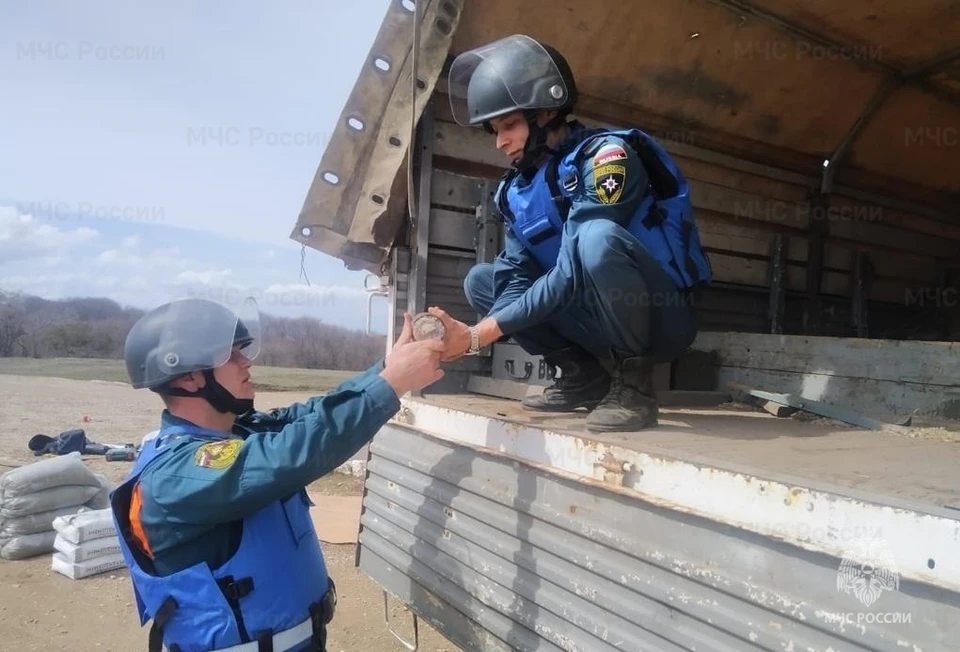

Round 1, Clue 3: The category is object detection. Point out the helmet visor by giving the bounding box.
[145,297,262,388]
[447,34,571,127]
[233,296,262,362]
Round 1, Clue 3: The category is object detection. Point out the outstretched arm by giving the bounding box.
[142,370,400,526]
[239,359,387,429]
[436,135,649,353]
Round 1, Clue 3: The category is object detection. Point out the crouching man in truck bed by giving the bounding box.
[429,34,713,433]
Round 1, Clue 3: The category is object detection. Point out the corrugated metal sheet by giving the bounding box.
[357,422,960,652]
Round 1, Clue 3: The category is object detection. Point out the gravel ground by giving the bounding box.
[0,373,459,652]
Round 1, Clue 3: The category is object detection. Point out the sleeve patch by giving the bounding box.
[592,143,628,204]
[194,439,242,469]
[593,143,627,166]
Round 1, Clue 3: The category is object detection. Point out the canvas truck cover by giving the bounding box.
[290,0,960,273]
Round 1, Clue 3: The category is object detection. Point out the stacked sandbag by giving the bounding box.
[51,507,126,579]
[0,452,113,561]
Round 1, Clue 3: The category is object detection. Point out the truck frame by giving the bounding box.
[291,1,960,650]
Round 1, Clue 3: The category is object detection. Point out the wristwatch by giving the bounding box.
[465,325,481,355]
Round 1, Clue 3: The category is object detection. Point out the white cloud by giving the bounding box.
[121,234,142,249]
[0,205,99,262]
[0,204,382,330]
[95,237,186,268]
[175,269,234,285]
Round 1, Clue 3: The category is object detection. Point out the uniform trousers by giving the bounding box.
[464,220,699,364]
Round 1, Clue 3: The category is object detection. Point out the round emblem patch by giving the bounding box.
[194,439,242,469]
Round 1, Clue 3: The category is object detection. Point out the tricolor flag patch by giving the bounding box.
[593,143,628,166]
[592,142,627,204]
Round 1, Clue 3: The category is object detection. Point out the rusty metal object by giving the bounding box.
[412,312,445,341]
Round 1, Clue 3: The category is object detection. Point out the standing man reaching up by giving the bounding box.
[110,297,444,652]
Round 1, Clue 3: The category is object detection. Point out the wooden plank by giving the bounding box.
[428,208,475,251]
[430,169,482,210]
[727,382,912,434]
[690,179,810,231]
[712,365,960,420]
[433,121,506,170]
[424,288,471,308]
[691,331,960,385]
[829,195,960,243]
[830,216,960,262]
[423,254,477,282]
[673,154,812,204]
[691,178,958,260]
[699,213,938,285]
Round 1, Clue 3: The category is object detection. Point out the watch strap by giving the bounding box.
[467,325,480,355]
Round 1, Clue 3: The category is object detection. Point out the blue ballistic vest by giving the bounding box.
[495,128,713,290]
[109,425,332,652]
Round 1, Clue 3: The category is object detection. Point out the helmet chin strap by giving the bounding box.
[159,369,254,416]
[514,110,566,178]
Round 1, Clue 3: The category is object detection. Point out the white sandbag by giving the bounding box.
[52,507,117,545]
[53,532,122,563]
[51,551,126,579]
[0,529,57,560]
[0,452,100,499]
[0,484,101,518]
[0,505,88,538]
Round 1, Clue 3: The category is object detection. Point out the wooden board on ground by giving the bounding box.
[307,494,363,545]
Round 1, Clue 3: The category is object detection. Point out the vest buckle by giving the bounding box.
[218,576,254,601]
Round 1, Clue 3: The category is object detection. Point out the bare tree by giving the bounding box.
[0,288,386,370]
[0,291,27,356]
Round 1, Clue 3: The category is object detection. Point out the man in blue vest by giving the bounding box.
[430,34,712,432]
[109,297,445,652]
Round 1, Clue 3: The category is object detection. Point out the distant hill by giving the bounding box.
[0,289,386,371]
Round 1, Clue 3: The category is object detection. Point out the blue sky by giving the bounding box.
[0,1,393,332]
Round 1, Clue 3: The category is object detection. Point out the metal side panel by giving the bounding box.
[290,0,464,272]
[357,422,960,652]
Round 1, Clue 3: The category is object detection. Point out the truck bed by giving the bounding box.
[385,390,960,597]
[412,392,960,512]
[360,391,960,651]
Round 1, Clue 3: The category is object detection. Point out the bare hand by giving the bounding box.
[428,306,471,362]
[380,312,445,396]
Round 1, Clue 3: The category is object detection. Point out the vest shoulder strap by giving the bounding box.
[494,169,517,223]
[544,157,571,222]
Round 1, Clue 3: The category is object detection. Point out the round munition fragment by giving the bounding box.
[412,312,445,341]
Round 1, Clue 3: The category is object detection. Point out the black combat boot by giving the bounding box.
[585,355,659,432]
[521,346,611,412]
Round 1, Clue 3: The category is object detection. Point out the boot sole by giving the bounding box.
[585,416,659,433]
[521,399,603,413]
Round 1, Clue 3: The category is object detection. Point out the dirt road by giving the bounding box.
[0,374,459,652]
